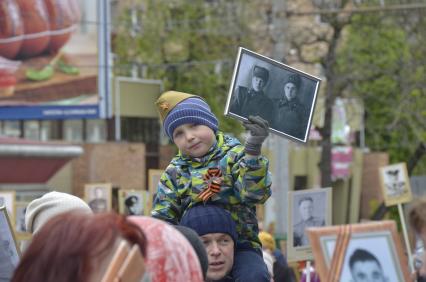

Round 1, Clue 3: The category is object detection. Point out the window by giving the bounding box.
[3,121,21,138]
[63,120,83,142]
[86,119,107,143]
[121,117,160,144]
[24,121,40,140]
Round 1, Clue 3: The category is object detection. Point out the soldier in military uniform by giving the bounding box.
[293,196,325,247]
[274,73,308,140]
[230,65,274,125]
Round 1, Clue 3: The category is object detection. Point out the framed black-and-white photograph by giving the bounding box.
[0,191,16,224]
[0,206,20,281]
[379,162,412,207]
[118,189,146,216]
[307,220,410,281]
[224,47,321,143]
[84,183,112,213]
[287,188,332,261]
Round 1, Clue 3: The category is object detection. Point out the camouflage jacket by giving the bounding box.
[151,131,272,250]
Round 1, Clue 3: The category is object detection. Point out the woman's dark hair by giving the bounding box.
[12,212,147,282]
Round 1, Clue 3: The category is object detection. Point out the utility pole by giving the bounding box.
[264,0,290,240]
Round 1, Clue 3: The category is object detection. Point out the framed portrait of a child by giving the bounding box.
[307,220,410,282]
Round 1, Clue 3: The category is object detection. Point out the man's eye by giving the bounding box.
[219,239,230,245]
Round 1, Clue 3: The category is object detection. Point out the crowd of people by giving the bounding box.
[3,89,425,281]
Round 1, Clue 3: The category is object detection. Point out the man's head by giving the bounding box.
[155,91,218,157]
[180,205,237,281]
[298,196,314,221]
[251,66,269,92]
[349,249,387,282]
[283,74,301,100]
[259,231,276,252]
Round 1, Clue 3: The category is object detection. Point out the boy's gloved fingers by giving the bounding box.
[248,115,269,129]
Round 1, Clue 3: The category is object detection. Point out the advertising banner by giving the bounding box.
[0,0,111,120]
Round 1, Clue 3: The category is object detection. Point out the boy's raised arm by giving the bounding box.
[232,115,272,204]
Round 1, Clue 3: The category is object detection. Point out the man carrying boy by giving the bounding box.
[180,205,237,281]
[152,91,272,281]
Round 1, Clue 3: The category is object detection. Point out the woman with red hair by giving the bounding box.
[12,212,147,282]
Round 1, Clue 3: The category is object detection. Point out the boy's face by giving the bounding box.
[350,260,387,282]
[172,124,216,158]
[201,233,234,281]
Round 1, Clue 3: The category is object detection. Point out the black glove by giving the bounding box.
[243,115,269,156]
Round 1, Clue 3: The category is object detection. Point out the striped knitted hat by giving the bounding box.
[155,91,219,139]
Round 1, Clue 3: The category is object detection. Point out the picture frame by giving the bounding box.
[0,206,21,280]
[147,169,163,213]
[0,190,16,225]
[84,183,113,213]
[224,47,321,143]
[15,202,29,233]
[379,162,412,207]
[118,189,146,216]
[307,220,410,282]
[287,188,332,261]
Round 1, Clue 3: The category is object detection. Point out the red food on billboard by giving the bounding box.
[0,0,24,59]
[0,55,21,97]
[44,0,75,52]
[0,0,80,60]
[16,0,51,58]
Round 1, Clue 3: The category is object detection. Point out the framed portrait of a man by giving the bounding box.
[224,47,321,143]
[0,191,16,225]
[0,206,20,281]
[287,188,332,261]
[307,220,410,282]
[84,183,112,213]
[379,162,412,206]
[118,189,146,216]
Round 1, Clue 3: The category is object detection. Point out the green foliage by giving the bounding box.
[113,0,253,137]
[337,13,426,175]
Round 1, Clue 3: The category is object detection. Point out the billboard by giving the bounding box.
[0,0,112,120]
